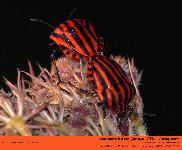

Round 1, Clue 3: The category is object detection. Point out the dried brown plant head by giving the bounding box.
[0,55,147,136]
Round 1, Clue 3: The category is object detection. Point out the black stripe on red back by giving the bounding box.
[72,20,97,55]
[51,32,75,49]
[96,56,129,108]
[91,55,135,112]
[97,57,130,102]
[93,62,108,91]
[63,22,90,56]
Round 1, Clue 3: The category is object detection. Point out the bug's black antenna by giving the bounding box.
[68,8,77,18]
[30,18,55,29]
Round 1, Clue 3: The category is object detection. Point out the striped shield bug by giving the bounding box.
[87,55,136,113]
[50,19,136,113]
[50,19,104,59]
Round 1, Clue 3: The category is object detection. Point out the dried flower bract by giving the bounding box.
[0,56,147,136]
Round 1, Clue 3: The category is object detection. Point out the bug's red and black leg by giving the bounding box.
[62,48,84,61]
[48,44,62,85]
[50,50,64,62]
[97,36,104,55]
[49,43,65,61]
[87,57,95,85]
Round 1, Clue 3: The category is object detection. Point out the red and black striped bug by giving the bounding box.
[50,19,136,113]
[50,19,104,58]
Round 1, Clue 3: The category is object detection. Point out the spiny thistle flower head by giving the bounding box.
[0,55,147,136]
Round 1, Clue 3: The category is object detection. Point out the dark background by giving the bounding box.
[0,2,181,135]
